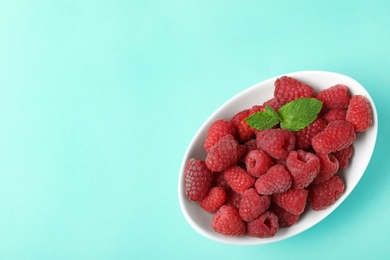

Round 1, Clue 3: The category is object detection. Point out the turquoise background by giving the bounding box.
[0,1,389,259]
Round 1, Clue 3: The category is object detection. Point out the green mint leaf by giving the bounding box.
[278,98,323,131]
[245,104,281,130]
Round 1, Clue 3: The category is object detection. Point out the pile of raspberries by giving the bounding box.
[184,76,373,238]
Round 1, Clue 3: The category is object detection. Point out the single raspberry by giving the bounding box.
[346,95,373,132]
[286,150,320,189]
[272,189,308,215]
[263,98,283,112]
[269,203,299,227]
[256,128,296,160]
[249,104,264,114]
[333,145,353,170]
[204,119,236,153]
[316,84,351,110]
[255,164,292,195]
[245,149,274,177]
[240,139,258,163]
[185,159,213,201]
[223,166,255,194]
[239,188,271,222]
[205,134,245,172]
[211,171,229,190]
[225,189,243,209]
[312,153,339,185]
[322,108,347,123]
[308,175,345,210]
[274,76,315,105]
[244,139,257,151]
[230,109,255,143]
[199,187,227,213]
[212,205,246,236]
[312,120,356,154]
[247,211,279,238]
[295,117,328,149]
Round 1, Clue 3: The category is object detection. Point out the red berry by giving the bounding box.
[223,166,255,194]
[274,76,315,105]
[272,189,308,215]
[312,120,356,154]
[239,188,270,222]
[211,171,229,190]
[295,117,328,149]
[185,159,213,201]
[316,84,351,109]
[308,175,345,210]
[249,104,264,114]
[230,109,255,143]
[322,108,347,123]
[205,134,245,172]
[204,119,236,153]
[247,211,279,238]
[269,203,299,227]
[225,189,243,209]
[256,128,296,160]
[333,145,354,170]
[286,150,320,189]
[255,164,292,195]
[212,205,246,236]
[240,139,258,163]
[199,187,227,213]
[346,95,373,132]
[263,98,283,111]
[312,153,339,185]
[245,149,274,177]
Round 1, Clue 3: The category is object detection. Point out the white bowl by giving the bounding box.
[178,71,378,245]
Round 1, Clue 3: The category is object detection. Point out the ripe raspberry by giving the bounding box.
[333,145,353,170]
[308,175,345,210]
[322,108,347,123]
[223,166,255,194]
[249,104,264,114]
[239,188,271,222]
[312,153,339,185]
[316,84,351,110]
[274,76,315,105]
[204,119,236,153]
[240,139,257,163]
[211,171,229,190]
[312,120,356,154]
[286,150,320,189]
[245,149,274,177]
[269,203,299,227]
[346,95,373,132]
[225,189,243,209]
[212,205,246,236]
[230,109,255,143]
[247,211,279,238]
[295,117,328,149]
[256,128,296,160]
[205,134,245,172]
[263,98,283,111]
[199,187,227,213]
[272,189,308,215]
[255,164,292,195]
[185,159,213,201]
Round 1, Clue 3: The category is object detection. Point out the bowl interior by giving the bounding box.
[178,71,378,245]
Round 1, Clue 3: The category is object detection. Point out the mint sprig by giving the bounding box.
[245,104,281,130]
[245,98,323,132]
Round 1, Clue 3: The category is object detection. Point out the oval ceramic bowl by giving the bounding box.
[178,71,378,245]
